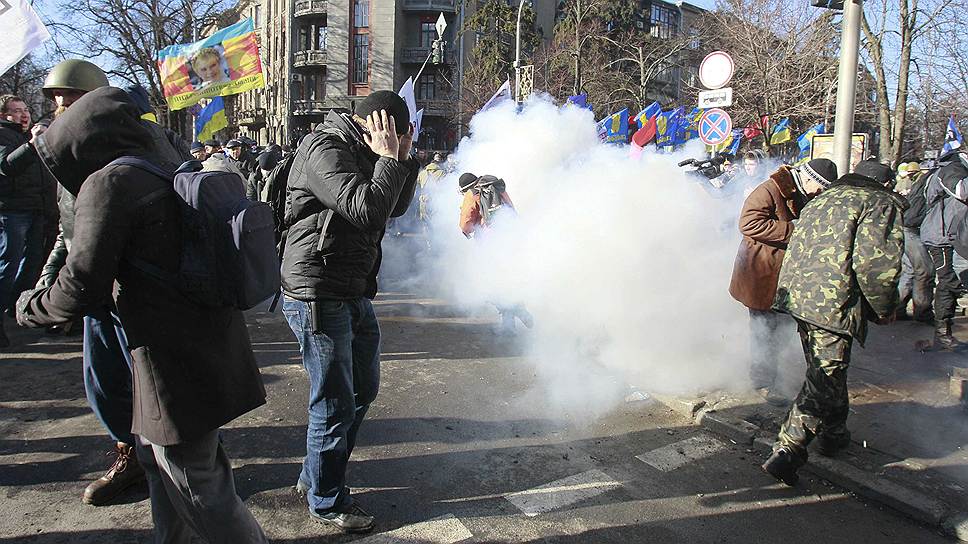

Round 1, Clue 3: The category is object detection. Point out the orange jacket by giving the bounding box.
[459,190,515,237]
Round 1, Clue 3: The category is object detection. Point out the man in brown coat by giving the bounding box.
[729,158,838,402]
[16,88,268,543]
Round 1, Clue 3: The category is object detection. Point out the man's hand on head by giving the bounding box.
[398,124,414,162]
[363,110,400,160]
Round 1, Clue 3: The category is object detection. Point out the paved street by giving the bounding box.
[0,282,954,543]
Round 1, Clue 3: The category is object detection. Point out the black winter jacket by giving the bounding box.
[281,111,418,300]
[0,119,48,212]
[22,87,265,445]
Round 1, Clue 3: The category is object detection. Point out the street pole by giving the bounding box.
[514,0,527,103]
[832,0,863,176]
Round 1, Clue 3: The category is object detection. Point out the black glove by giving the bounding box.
[15,288,43,327]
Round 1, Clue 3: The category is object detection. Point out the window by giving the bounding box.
[417,73,436,100]
[354,0,369,28]
[299,26,311,50]
[254,5,261,27]
[650,4,679,39]
[353,34,369,84]
[420,21,436,48]
[688,27,700,49]
[350,0,370,90]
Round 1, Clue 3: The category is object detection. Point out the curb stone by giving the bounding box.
[655,396,968,541]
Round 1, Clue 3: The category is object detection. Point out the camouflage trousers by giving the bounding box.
[774,320,852,460]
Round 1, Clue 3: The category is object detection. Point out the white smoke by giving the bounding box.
[414,95,777,417]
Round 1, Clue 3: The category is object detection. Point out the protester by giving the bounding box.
[0,95,50,348]
[895,162,934,322]
[281,91,418,533]
[458,173,534,334]
[247,150,279,201]
[17,87,268,542]
[225,138,256,179]
[764,160,904,486]
[729,159,837,404]
[190,141,207,161]
[919,149,968,350]
[417,153,445,227]
[204,139,222,155]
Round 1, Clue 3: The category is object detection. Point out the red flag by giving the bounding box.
[744,115,770,140]
[632,116,657,146]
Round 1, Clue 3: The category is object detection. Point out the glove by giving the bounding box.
[15,288,42,328]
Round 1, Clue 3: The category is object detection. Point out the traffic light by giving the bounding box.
[432,39,444,65]
[811,0,844,8]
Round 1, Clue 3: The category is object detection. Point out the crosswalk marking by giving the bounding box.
[504,469,622,517]
[353,514,473,544]
[636,432,727,472]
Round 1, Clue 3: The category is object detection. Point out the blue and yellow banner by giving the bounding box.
[157,18,266,111]
[770,118,792,145]
[677,107,705,143]
[195,97,228,142]
[796,123,824,164]
[567,93,593,110]
[597,108,630,144]
[655,107,683,147]
[634,101,662,129]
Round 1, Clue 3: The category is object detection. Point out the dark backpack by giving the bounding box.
[109,157,281,311]
[903,170,945,229]
[475,175,511,225]
[262,152,297,242]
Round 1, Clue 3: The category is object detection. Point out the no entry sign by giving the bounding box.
[699,51,734,90]
[699,108,733,146]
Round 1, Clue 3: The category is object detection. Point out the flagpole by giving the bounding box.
[513,0,527,103]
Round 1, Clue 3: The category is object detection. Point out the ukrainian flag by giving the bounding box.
[195,97,228,142]
[795,123,825,164]
[770,118,791,145]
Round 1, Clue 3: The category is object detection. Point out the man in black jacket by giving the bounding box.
[282,91,417,533]
[0,95,50,348]
[18,86,268,543]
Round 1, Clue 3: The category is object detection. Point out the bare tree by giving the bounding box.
[0,55,51,120]
[698,0,843,149]
[861,0,965,165]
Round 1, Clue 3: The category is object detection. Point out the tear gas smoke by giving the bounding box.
[403,95,801,418]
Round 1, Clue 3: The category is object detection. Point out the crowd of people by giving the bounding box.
[2,56,967,541]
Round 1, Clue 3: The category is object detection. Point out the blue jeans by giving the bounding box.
[282,296,380,513]
[0,211,44,310]
[83,310,135,445]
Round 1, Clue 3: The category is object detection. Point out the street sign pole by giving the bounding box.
[832,0,863,176]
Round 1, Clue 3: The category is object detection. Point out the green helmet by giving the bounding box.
[43,60,109,99]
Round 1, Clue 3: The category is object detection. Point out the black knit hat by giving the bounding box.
[458,172,478,192]
[356,91,410,135]
[257,151,279,171]
[801,158,838,187]
[854,159,895,187]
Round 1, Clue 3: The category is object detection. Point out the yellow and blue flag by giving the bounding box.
[195,97,228,142]
[597,108,630,144]
[678,107,705,143]
[157,18,266,111]
[656,107,684,147]
[796,123,825,164]
[770,118,792,145]
[566,93,593,110]
[633,101,662,129]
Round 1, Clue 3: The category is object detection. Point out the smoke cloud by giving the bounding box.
[402,95,797,417]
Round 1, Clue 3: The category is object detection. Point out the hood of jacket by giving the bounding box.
[34,86,154,196]
[0,118,26,135]
[323,110,367,148]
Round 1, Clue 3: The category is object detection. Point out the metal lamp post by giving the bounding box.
[514,0,529,103]
[832,0,864,175]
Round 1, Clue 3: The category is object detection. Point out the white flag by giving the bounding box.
[413,108,424,143]
[0,0,51,77]
[398,77,418,132]
[480,78,512,112]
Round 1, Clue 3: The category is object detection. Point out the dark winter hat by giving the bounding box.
[190,141,204,152]
[204,139,221,147]
[225,139,244,149]
[458,172,478,192]
[854,159,895,187]
[356,90,410,135]
[257,151,279,171]
[801,158,838,188]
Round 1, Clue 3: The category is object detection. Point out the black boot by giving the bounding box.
[762,447,803,486]
[816,431,851,457]
[933,321,964,351]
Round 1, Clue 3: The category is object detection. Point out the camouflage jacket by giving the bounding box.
[773,174,906,344]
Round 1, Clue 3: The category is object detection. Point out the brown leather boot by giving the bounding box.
[82,443,145,506]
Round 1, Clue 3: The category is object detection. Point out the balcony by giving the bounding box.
[400,45,457,65]
[416,98,456,117]
[237,108,266,127]
[292,99,330,116]
[294,0,327,18]
[402,0,456,12]
[293,49,327,68]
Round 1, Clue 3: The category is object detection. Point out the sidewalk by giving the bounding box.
[656,318,968,541]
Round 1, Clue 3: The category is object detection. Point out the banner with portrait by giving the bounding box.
[157,18,265,111]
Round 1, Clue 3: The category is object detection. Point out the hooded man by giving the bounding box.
[17,86,268,543]
[763,160,905,486]
[729,159,838,405]
[281,91,418,533]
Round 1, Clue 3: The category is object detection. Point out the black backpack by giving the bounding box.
[903,165,949,229]
[109,157,281,311]
[262,152,297,243]
[475,175,511,225]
